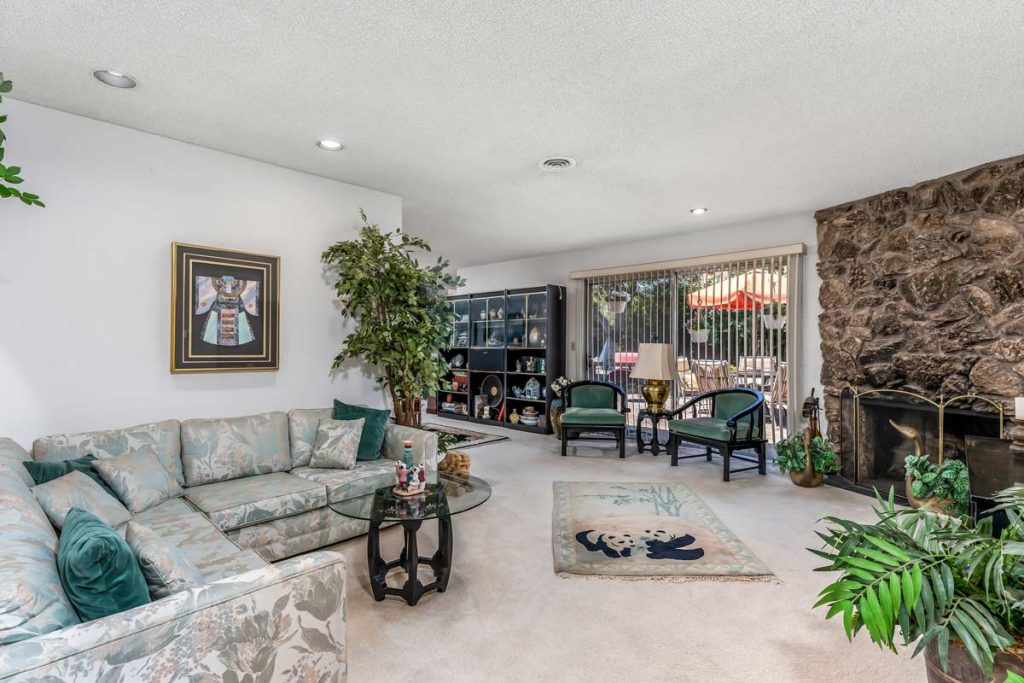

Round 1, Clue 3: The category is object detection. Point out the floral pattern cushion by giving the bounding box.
[0,465,81,645]
[383,423,439,472]
[131,498,266,582]
[287,408,333,468]
[184,472,327,532]
[226,507,371,562]
[292,459,398,503]
[92,449,185,514]
[32,471,132,531]
[125,522,205,599]
[0,552,348,682]
[32,420,184,486]
[0,437,34,488]
[180,412,291,487]
[309,418,364,470]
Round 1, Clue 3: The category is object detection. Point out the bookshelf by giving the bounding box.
[433,285,565,434]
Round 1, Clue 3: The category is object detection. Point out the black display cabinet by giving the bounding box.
[433,285,565,434]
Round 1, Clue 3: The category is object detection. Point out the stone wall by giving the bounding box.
[816,155,1024,443]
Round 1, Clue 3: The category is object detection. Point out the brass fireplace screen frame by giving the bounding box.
[843,387,1005,464]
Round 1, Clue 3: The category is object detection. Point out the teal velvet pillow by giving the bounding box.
[22,455,117,497]
[332,399,389,461]
[57,507,151,621]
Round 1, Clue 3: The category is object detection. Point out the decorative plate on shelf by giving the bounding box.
[451,353,464,368]
[481,375,504,407]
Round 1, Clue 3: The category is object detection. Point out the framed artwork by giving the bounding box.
[170,243,279,373]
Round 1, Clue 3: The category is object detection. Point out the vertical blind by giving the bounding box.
[570,248,802,442]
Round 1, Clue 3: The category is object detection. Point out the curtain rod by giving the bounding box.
[568,243,806,279]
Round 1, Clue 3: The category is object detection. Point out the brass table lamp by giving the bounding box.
[631,343,675,412]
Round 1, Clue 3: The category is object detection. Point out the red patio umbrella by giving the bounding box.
[686,268,787,310]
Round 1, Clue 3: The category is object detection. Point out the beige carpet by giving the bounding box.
[327,419,924,682]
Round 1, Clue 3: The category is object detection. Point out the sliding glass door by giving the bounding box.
[573,248,801,443]
[578,269,675,429]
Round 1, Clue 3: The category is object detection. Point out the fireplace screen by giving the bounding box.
[838,388,1008,500]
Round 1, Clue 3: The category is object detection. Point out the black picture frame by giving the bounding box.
[171,243,280,373]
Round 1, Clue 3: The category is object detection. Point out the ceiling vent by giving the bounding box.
[538,157,576,172]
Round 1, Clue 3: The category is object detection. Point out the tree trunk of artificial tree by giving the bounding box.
[391,396,421,428]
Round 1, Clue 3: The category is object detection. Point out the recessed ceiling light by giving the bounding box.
[690,207,709,215]
[538,157,576,172]
[93,70,137,89]
[317,139,344,151]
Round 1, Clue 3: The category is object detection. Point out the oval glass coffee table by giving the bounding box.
[329,471,491,606]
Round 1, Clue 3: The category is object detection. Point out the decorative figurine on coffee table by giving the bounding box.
[393,440,427,497]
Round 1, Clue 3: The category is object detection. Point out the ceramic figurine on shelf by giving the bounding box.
[514,358,522,372]
[525,376,541,400]
[393,440,427,497]
[525,356,536,372]
[510,409,520,424]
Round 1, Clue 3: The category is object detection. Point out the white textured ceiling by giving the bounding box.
[3,1,1024,265]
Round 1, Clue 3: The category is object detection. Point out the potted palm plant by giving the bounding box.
[812,487,1024,682]
[775,433,840,487]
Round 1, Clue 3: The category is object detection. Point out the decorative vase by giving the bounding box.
[924,640,1024,683]
[689,328,710,344]
[549,398,564,438]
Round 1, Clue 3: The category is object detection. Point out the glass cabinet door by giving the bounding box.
[450,298,470,348]
[471,296,504,347]
[526,292,548,348]
[505,294,526,348]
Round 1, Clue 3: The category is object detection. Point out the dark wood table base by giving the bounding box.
[636,409,670,455]
[367,515,453,606]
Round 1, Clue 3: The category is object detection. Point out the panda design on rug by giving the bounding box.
[574,529,705,561]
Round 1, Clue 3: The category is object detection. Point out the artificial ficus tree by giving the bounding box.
[0,72,45,207]
[322,210,463,427]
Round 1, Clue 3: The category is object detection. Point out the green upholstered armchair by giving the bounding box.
[560,380,629,458]
[665,388,767,481]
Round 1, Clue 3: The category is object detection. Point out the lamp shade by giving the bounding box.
[630,343,675,381]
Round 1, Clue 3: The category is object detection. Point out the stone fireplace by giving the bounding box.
[837,390,1005,497]
[816,154,1024,498]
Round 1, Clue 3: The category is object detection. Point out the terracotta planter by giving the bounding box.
[925,640,1024,683]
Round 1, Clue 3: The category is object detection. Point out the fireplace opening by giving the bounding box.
[837,388,1014,502]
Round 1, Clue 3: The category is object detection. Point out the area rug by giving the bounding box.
[420,423,508,449]
[552,481,774,582]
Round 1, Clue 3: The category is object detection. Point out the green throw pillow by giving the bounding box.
[23,455,117,498]
[332,399,389,461]
[57,507,150,621]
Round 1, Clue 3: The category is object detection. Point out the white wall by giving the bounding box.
[0,101,401,444]
[457,213,823,417]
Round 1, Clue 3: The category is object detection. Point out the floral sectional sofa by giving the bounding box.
[0,408,437,682]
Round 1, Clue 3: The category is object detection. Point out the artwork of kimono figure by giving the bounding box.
[194,275,260,346]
